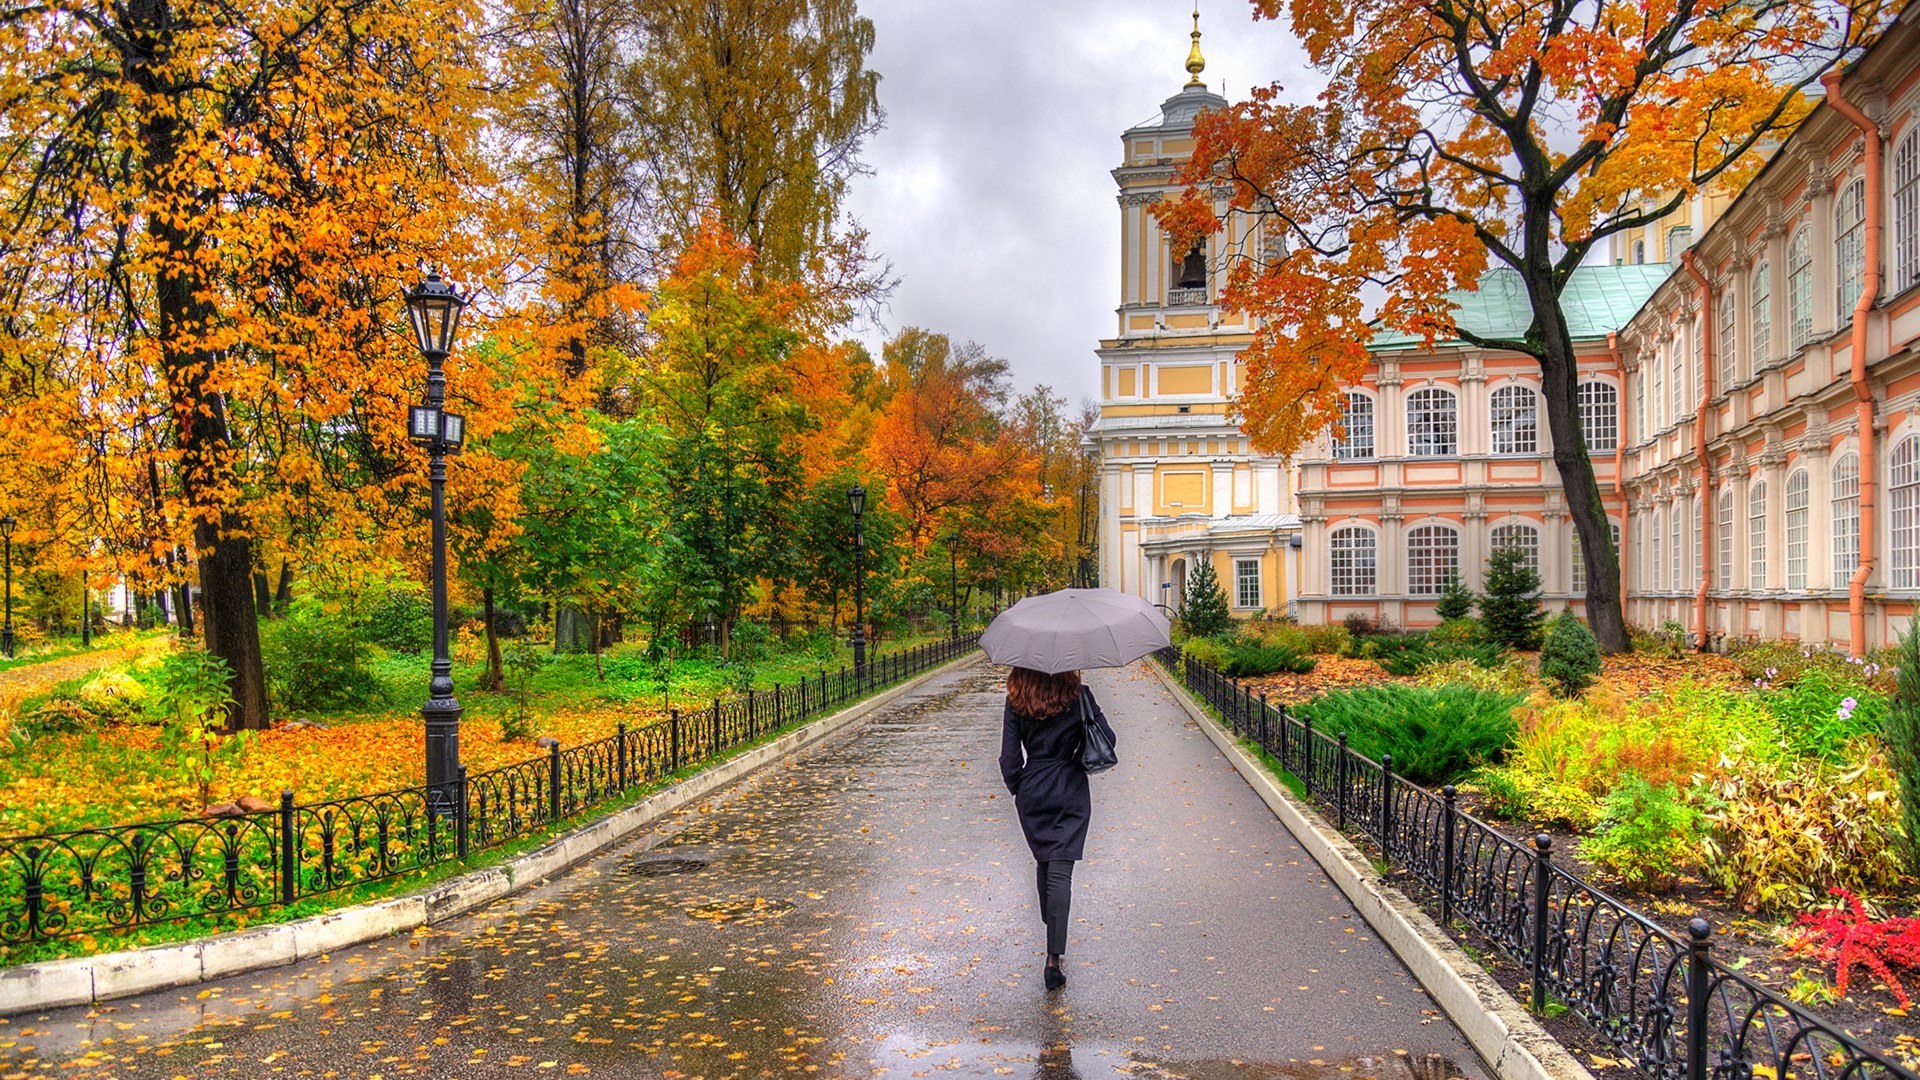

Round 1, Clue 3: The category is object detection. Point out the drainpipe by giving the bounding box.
[1608,332,1629,606]
[1824,68,1883,657]
[1683,251,1715,650]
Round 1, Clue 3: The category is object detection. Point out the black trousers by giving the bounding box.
[1034,859,1075,955]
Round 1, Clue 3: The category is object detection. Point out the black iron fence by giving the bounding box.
[0,634,979,949]
[1157,644,1917,1080]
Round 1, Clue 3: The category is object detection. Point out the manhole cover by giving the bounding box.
[624,855,710,877]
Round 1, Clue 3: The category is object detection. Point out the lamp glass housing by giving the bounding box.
[409,405,442,443]
[405,273,467,356]
[0,515,12,540]
[441,412,466,448]
[847,484,866,517]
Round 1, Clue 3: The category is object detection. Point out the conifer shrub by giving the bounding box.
[1888,622,1920,874]
[1538,611,1602,698]
[1293,684,1521,786]
[1436,577,1476,621]
[1480,546,1546,650]
[1219,641,1317,677]
[1181,560,1234,638]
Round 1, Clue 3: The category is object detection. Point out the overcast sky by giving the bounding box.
[842,1,1318,410]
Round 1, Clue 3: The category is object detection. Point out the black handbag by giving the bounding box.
[1079,690,1118,774]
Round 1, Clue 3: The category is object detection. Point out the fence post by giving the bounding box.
[456,765,470,859]
[671,708,682,771]
[1277,702,1289,765]
[1441,785,1457,928]
[748,688,756,737]
[772,683,781,730]
[712,696,722,753]
[549,740,562,823]
[1380,752,1395,854]
[617,722,629,790]
[1300,716,1314,793]
[1531,833,1553,1014]
[1257,691,1269,751]
[1336,733,1350,829]
[1687,917,1711,1080]
[279,789,296,906]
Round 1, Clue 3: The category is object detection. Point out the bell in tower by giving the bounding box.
[1176,239,1207,290]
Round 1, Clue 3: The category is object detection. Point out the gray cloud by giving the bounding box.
[845,1,1318,407]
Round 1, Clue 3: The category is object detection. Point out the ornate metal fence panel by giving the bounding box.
[0,633,979,949]
[1151,643,1916,1080]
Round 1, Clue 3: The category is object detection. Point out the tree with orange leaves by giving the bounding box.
[1159,0,1904,652]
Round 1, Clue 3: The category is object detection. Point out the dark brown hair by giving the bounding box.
[1006,667,1082,720]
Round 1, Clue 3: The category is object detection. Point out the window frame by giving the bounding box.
[1406,387,1459,457]
[1891,436,1920,590]
[1785,469,1809,591]
[1234,557,1262,610]
[1718,289,1739,389]
[1717,487,1734,590]
[1897,128,1919,294]
[1750,262,1771,369]
[1329,526,1378,597]
[1748,480,1767,592]
[1571,521,1619,597]
[1836,178,1867,322]
[1489,384,1540,456]
[1405,524,1460,597]
[1789,226,1813,348]
[1834,452,1861,590]
[1332,391,1376,461]
[1651,509,1664,592]
[1489,521,1541,575]
[1579,380,1618,453]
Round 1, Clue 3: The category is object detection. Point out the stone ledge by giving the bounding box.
[1151,663,1595,1080]
[0,653,980,1017]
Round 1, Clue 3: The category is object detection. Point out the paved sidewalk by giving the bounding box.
[0,661,1487,1079]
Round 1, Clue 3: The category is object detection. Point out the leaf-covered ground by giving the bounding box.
[0,662,1487,1079]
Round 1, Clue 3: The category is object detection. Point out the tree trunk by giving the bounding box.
[174,581,195,637]
[1523,265,1630,654]
[252,570,272,620]
[129,0,269,729]
[554,605,592,654]
[274,558,293,612]
[482,586,504,692]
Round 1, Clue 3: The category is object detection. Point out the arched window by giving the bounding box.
[1333,392,1375,460]
[1651,346,1666,430]
[1329,527,1377,596]
[1633,239,1646,264]
[1891,437,1920,589]
[1837,179,1867,321]
[1671,332,1686,420]
[1789,227,1813,347]
[1898,129,1919,292]
[1674,498,1686,591]
[1407,388,1458,456]
[1834,453,1860,589]
[1718,290,1739,389]
[1692,316,1705,402]
[1490,522,1541,573]
[1748,480,1767,591]
[1750,262,1771,369]
[1651,510,1664,592]
[1785,470,1809,591]
[1579,381,1618,453]
[1717,487,1735,589]
[1635,371,1647,443]
[1571,521,1620,596]
[1406,525,1459,596]
[1490,385,1539,455]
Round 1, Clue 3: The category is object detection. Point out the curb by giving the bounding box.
[1150,663,1595,1080]
[1,653,982,1017]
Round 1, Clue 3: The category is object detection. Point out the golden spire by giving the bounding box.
[1184,3,1206,86]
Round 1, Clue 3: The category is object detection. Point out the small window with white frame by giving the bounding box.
[1406,524,1459,597]
[1490,385,1538,455]
[1234,558,1262,609]
[1329,526,1377,596]
[1578,380,1617,453]
[1407,387,1458,456]
[1332,391,1375,460]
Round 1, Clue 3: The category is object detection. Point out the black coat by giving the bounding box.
[999,688,1117,861]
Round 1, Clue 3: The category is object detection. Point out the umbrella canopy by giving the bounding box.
[980,588,1172,674]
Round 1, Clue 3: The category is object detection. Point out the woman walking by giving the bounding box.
[999,666,1116,990]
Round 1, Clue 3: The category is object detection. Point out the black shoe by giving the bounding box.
[1044,965,1066,991]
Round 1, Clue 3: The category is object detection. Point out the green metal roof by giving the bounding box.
[1370,264,1673,351]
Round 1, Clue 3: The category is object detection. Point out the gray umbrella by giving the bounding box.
[979,588,1173,674]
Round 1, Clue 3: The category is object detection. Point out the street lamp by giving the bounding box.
[942,533,960,641]
[405,271,469,815]
[1,514,14,659]
[848,484,867,676]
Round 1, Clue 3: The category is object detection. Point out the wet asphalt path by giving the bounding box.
[0,661,1487,1079]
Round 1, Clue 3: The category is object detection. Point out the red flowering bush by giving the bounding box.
[1792,888,1920,1007]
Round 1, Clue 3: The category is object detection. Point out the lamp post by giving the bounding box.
[848,485,867,675]
[404,272,469,815]
[942,533,960,641]
[1,515,14,659]
[80,566,88,647]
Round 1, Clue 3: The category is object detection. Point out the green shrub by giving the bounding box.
[1376,641,1506,676]
[364,583,433,653]
[1729,637,1897,694]
[1428,618,1480,646]
[1436,578,1476,622]
[1765,668,1886,763]
[1296,623,1351,655]
[1181,634,1235,670]
[150,648,247,808]
[1294,684,1522,786]
[1480,546,1546,650]
[726,620,772,691]
[263,600,385,712]
[1580,777,1702,891]
[502,639,547,740]
[1181,560,1234,638]
[1538,612,1602,698]
[1414,656,1537,695]
[1700,746,1906,914]
[1888,622,1920,874]
[1219,641,1317,677]
[1348,632,1429,660]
